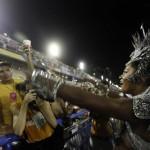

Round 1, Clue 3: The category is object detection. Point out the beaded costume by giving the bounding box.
[121,26,150,150]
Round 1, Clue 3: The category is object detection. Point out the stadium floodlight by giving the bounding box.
[78,61,85,70]
[47,42,61,58]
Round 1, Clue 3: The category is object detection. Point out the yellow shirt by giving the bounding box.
[0,79,23,135]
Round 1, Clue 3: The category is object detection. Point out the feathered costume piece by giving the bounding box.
[126,25,150,83]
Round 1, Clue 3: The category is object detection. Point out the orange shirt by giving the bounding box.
[24,110,54,143]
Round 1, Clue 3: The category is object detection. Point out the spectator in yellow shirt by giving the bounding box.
[0,60,23,136]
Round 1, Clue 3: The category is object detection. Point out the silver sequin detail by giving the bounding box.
[133,87,150,119]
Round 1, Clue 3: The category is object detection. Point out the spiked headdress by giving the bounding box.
[126,25,150,83]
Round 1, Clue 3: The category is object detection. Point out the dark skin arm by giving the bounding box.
[57,84,135,121]
[57,83,150,143]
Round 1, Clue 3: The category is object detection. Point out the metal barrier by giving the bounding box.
[63,110,92,150]
[0,134,21,150]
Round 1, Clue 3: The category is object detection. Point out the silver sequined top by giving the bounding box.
[133,87,150,119]
[126,87,150,150]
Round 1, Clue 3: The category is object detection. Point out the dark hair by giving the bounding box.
[130,61,139,70]
[129,61,150,85]
[16,80,31,92]
[16,82,27,92]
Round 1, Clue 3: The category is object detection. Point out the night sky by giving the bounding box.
[0,0,150,83]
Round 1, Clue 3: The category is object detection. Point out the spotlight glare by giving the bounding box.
[47,42,61,58]
[78,61,85,70]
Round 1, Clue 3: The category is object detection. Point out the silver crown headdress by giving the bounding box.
[126,25,150,83]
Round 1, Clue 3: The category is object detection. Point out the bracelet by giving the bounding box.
[31,69,64,101]
[50,78,64,100]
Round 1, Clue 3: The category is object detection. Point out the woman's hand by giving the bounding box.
[23,89,37,106]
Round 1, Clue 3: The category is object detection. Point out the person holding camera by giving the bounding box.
[0,39,63,150]
[11,81,64,150]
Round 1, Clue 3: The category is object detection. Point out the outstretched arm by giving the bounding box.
[57,84,135,121]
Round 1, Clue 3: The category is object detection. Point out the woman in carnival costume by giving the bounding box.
[32,26,150,150]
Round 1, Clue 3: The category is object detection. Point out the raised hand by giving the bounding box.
[22,40,32,54]
[22,39,34,77]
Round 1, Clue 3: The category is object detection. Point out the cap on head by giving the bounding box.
[0,60,11,67]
